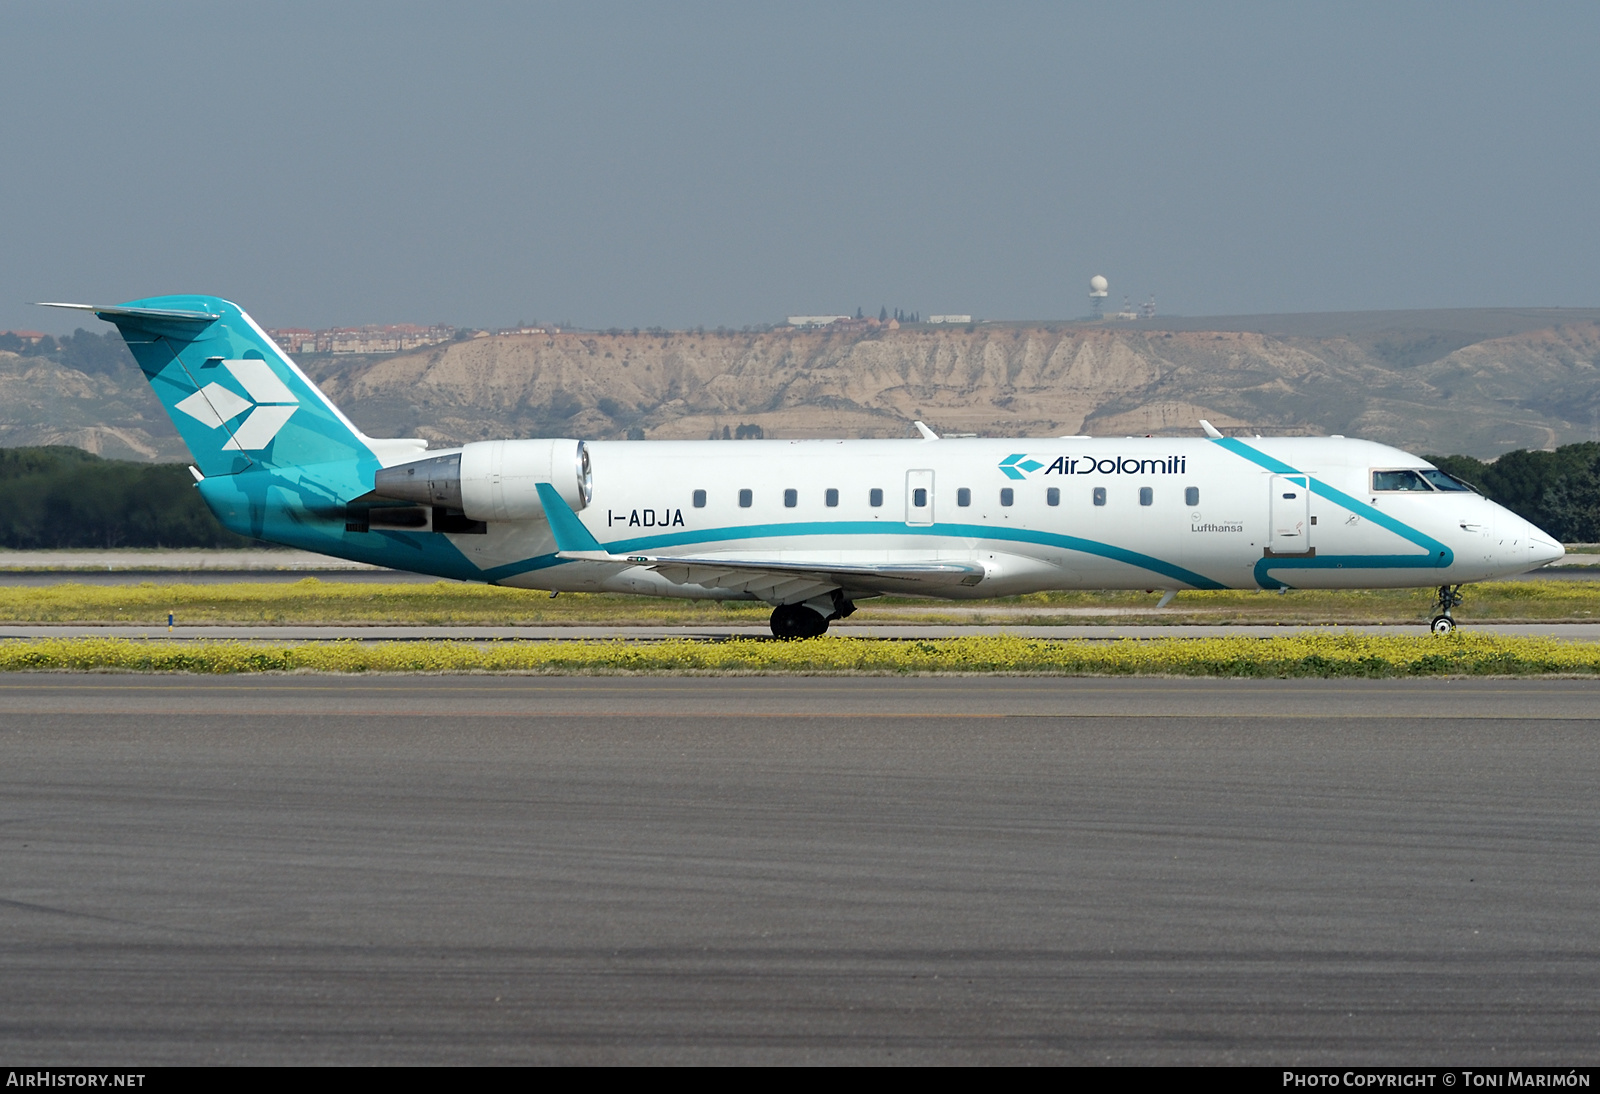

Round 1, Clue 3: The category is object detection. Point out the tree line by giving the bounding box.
[0,447,252,549]
[0,328,137,375]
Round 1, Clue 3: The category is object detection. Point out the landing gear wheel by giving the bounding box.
[770,603,829,639]
[1430,584,1465,634]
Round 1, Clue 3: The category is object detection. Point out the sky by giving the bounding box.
[3,1,1598,333]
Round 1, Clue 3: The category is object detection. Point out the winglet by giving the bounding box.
[535,483,603,552]
[914,420,939,440]
[1199,419,1223,439]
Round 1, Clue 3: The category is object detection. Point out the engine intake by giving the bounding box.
[372,439,591,522]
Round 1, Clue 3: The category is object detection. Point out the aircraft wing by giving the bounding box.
[558,548,984,599]
[534,483,984,599]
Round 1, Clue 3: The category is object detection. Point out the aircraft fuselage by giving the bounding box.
[310,434,1559,598]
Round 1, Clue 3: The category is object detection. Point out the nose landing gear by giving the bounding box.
[1430,584,1465,634]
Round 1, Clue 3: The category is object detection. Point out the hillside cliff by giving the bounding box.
[4,313,1599,460]
[305,320,1600,456]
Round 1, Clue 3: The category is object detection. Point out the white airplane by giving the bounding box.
[47,295,1564,636]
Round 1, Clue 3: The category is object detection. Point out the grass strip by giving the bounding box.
[4,579,1600,625]
[4,633,1600,677]
[0,580,769,625]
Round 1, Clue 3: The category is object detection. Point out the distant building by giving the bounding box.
[272,328,318,355]
[787,315,851,328]
[2,331,49,345]
[927,315,973,324]
[266,324,456,355]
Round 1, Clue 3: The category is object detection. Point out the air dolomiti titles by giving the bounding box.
[1043,455,1188,475]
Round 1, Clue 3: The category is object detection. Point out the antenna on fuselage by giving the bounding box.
[1199,420,1223,438]
[914,421,940,441]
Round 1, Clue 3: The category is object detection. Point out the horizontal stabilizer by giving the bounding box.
[37,302,223,323]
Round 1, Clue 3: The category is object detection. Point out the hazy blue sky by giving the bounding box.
[3,2,1597,333]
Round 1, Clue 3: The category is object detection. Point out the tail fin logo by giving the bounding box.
[174,359,299,451]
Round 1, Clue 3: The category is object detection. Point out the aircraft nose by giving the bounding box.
[1529,529,1565,568]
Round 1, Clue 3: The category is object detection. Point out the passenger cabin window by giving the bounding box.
[1046,487,1060,506]
[1139,487,1153,506]
[1372,470,1432,492]
[870,488,884,507]
[739,488,753,508]
[957,488,971,507]
[912,488,928,508]
[1000,488,1014,507]
[825,488,839,507]
[693,489,707,508]
[784,488,798,508]
[1093,487,1106,506]
[1185,486,1199,506]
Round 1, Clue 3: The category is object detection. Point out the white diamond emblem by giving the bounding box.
[176,383,252,428]
[225,404,299,450]
[224,359,297,404]
[174,359,301,450]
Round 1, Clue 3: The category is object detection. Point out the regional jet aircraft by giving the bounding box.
[44,296,1563,636]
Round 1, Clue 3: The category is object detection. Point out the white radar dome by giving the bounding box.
[1089,275,1108,293]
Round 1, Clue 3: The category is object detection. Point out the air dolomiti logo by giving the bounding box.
[999,453,1188,479]
[174,359,299,451]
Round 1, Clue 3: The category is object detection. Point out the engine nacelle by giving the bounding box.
[372,438,591,522]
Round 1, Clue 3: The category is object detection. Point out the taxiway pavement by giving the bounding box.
[1,675,1598,1064]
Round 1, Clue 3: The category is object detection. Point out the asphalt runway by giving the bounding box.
[2,676,1598,1065]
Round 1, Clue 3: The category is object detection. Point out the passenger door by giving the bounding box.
[905,469,934,526]
[1270,475,1311,552]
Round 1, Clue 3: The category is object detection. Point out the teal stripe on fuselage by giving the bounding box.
[480,518,1227,590]
[1209,436,1453,588]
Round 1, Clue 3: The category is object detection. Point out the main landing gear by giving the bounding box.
[1430,584,1465,635]
[769,592,856,639]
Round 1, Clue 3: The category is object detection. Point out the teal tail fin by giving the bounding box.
[41,295,385,477]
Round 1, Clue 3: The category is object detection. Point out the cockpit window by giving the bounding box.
[1420,469,1477,493]
[1372,469,1433,492]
